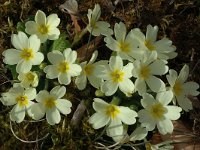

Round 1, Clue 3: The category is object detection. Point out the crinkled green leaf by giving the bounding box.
[51,34,71,52]
[16,22,25,32]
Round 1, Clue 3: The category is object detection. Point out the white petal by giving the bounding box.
[131,28,145,42]
[68,64,82,76]
[10,104,25,123]
[146,25,158,43]
[89,50,98,64]
[46,108,61,125]
[26,101,35,117]
[109,56,123,71]
[106,118,123,138]
[141,93,155,108]
[146,76,166,93]
[47,51,64,65]
[50,86,66,99]
[44,65,59,79]
[63,48,77,63]
[56,99,72,115]
[58,73,71,85]
[37,34,48,43]
[176,96,193,112]
[31,103,46,120]
[119,78,134,95]
[35,10,46,25]
[101,81,118,96]
[135,79,147,95]
[104,36,118,52]
[25,21,38,35]
[114,22,126,41]
[28,35,41,52]
[16,60,32,73]
[75,74,87,90]
[130,127,148,141]
[93,64,111,80]
[178,64,189,82]
[25,88,36,100]
[88,75,102,89]
[2,49,20,65]
[166,69,178,86]
[165,106,182,120]
[36,90,49,103]
[48,28,60,40]
[47,14,60,27]
[183,82,199,96]
[118,106,137,125]
[156,91,173,106]
[31,52,44,65]
[122,63,133,78]
[93,98,109,112]
[95,21,113,36]
[89,112,110,129]
[1,92,17,106]
[157,119,173,135]
[149,60,168,75]
[11,32,29,50]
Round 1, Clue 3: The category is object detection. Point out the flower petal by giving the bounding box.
[31,103,46,120]
[16,60,32,73]
[178,64,189,82]
[56,99,72,115]
[106,118,123,138]
[157,119,173,135]
[130,127,148,141]
[165,106,182,120]
[101,80,118,96]
[44,65,59,79]
[146,76,166,93]
[11,32,29,50]
[88,75,102,89]
[10,104,25,123]
[36,90,49,103]
[183,81,199,96]
[122,63,133,78]
[93,98,109,112]
[119,78,134,95]
[47,28,60,40]
[2,49,20,65]
[68,64,82,76]
[135,78,146,95]
[149,60,168,75]
[89,112,110,129]
[176,96,192,112]
[109,56,123,71]
[58,73,71,85]
[50,86,66,99]
[114,22,126,41]
[47,14,60,27]
[46,108,61,125]
[63,48,77,63]
[35,10,46,25]
[146,25,158,43]
[156,91,173,106]
[166,69,178,86]
[26,88,36,100]
[104,36,118,52]
[28,35,41,52]
[141,93,155,108]
[31,52,44,65]
[118,106,137,125]
[75,74,87,90]
[25,21,38,35]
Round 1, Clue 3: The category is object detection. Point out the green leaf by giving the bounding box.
[51,34,71,52]
[16,22,25,32]
[5,65,18,80]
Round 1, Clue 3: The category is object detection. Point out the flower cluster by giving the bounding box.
[1,3,199,146]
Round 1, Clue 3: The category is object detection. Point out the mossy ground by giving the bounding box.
[0,0,200,149]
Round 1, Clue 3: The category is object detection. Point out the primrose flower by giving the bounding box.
[138,91,182,135]
[89,98,137,139]
[31,86,72,125]
[132,53,168,95]
[166,65,199,111]
[44,48,82,85]
[104,22,143,61]
[129,127,148,142]
[18,71,38,88]
[94,56,134,96]
[75,51,107,90]
[25,10,60,43]
[2,31,44,73]
[1,84,36,123]
[87,4,113,36]
[132,25,177,60]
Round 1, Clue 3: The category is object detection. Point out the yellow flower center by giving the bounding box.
[84,64,94,76]
[26,72,35,81]
[90,20,98,29]
[44,97,56,109]
[140,66,151,79]
[16,95,28,107]
[106,104,120,119]
[150,103,166,120]
[111,69,124,83]
[38,24,49,35]
[144,40,155,51]
[118,41,130,52]
[58,61,70,73]
[20,48,34,61]
[173,80,183,96]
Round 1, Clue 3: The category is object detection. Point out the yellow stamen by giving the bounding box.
[26,72,35,81]
[84,64,94,76]
[140,66,150,79]
[16,95,28,107]
[44,97,56,109]
[20,48,34,61]
[150,103,166,119]
[106,104,120,119]
[173,80,183,96]
[38,24,49,35]
[144,40,155,51]
[118,41,130,52]
[58,61,70,73]
[111,69,124,83]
